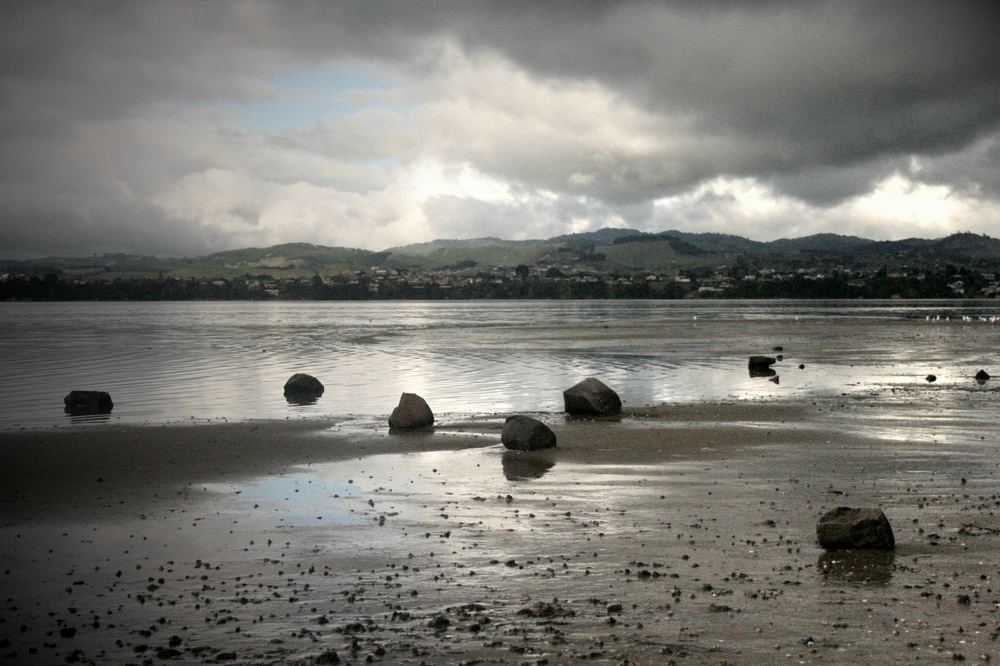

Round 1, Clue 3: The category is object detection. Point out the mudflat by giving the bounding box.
[1,397,998,664]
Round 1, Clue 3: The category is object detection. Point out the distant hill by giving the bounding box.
[387,237,520,257]
[0,253,162,269]
[413,243,556,269]
[548,227,643,245]
[665,230,767,254]
[5,229,1000,279]
[390,228,640,257]
[854,232,1000,265]
[200,243,387,271]
[768,233,874,252]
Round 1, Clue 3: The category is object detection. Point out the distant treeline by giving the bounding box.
[0,266,989,301]
[0,274,668,301]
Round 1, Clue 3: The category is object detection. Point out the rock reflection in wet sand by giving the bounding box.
[818,550,895,586]
[501,450,555,480]
[285,393,320,406]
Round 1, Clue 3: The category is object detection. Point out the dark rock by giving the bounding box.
[816,507,895,550]
[64,390,113,414]
[772,346,784,352]
[517,600,574,618]
[315,649,341,664]
[388,393,434,430]
[427,615,450,631]
[283,373,324,396]
[563,377,622,416]
[975,369,990,382]
[748,355,776,370]
[155,647,182,660]
[926,374,937,382]
[749,366,777,378]
[799,364,806,370]
[501,416,556,451]
[768,375,780,384]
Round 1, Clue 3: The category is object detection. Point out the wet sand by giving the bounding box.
[1,399,999,664]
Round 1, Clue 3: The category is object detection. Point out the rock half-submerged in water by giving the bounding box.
[563,377,622,416]
[975,369,990,383]
[283,373,324,396]
[388,392,434,430]
[501,415,556,451]
[816,507,895,550]
[64,390,113,414]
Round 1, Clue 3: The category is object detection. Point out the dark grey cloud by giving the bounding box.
[0,192,207,259]
[423,0,1000,198]
[1,1,999,257]
[7,1,997,168]
[908,134,1000,197]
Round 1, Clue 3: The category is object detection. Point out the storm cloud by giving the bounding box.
[1,1,998,257]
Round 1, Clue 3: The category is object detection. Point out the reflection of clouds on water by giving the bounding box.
[202,474,363,527]
[823,382,1000,445]
[5,300,1000,427]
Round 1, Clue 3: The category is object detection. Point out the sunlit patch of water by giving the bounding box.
[3,299,999,428]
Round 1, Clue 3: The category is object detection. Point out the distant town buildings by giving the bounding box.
[2,261,999,301]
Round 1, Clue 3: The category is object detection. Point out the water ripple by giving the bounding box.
[3,300,1000,429]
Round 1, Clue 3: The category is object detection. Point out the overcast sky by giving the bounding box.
[2,1,999,258]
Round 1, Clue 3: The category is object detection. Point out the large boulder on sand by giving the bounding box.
[283,373,324,396]
[501,415,557,451]
[64,390,113,414]
[388,392,434,430]
[816,507,895,550]
[563,377,622,416]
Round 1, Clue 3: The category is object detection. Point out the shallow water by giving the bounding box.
[2,299,999,429]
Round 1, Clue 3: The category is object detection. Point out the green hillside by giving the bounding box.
[202,243,385,271]
[411,243,558,269]
[7,229,1000,280]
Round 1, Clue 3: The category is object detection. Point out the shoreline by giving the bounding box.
[0,400,823,524]
[1,398,998,664]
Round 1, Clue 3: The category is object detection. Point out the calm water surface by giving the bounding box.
[1,299,999,429]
